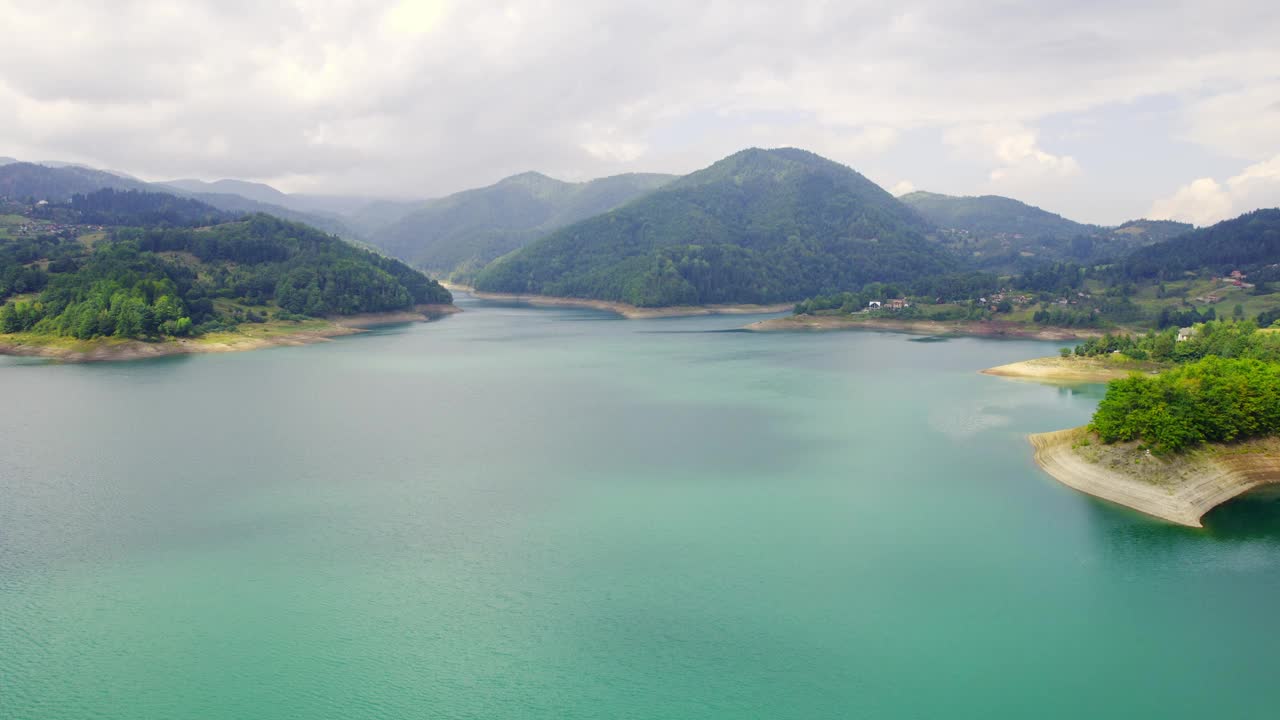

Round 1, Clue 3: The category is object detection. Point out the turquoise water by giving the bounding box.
[2,295,1279,719]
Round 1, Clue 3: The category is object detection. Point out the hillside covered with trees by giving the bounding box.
[474,148,953,306]
[0,191,450,341]
[900,191,1094,238]
[1121,209,1280,281]
[0,162,357,241]
[899,190,1192,271]
[368,171,675,281]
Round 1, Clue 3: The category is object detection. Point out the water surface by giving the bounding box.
[2,296,1278,718]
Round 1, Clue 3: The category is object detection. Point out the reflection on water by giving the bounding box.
[1202,494,1280,540]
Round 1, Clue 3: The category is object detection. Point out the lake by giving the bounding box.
[2,294,1278,719]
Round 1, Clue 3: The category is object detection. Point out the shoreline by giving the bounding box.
[456,286,792,319]
[744,314,1103,340]
[1030,428,1280,527]
[982,355,1164,384]
[0,304,458,364]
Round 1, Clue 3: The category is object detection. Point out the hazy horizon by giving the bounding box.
[2,1,1277,226]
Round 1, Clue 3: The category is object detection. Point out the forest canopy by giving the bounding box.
[1,196,450,341]
[1090,356,1280,453]
[475,148,951,307]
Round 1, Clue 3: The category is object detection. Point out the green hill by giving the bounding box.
[0,162,359,240]
[0,162,148,200]
[900,191,1093,238]
[474,148,950,306]
[900,191,1187,270]
[1,191,450,341]
[1111,218,1195,244]
[1122,208,1280,280]
[368,171,675,280]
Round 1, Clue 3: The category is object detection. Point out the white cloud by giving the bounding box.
[0,0,1276,206]
[1179,81,1280,160]
[945,123,1080,182]
[890,180,916,196]
[1148,178,1233,226]
[1147,153,1280,225]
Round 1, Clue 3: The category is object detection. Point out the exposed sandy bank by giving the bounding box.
[745,314,1101,340]
[0,304,458,364]
[1030,428,1280,527]
[982,355,1163,384]
[466,289,792,319]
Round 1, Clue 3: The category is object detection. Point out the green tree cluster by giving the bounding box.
[1,212,450,340]
[1073,320,1280,363]
[1090,357,1280,452]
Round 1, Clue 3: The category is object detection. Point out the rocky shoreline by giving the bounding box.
[1030,428,1280,527]
[744,314,1102,340]
[456,286,792,319]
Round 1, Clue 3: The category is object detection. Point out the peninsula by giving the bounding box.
[0,190,454,363]
[1022,355,1280,526]
[1031,428,1280,527]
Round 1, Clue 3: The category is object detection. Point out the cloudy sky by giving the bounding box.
[1,0,1278,225]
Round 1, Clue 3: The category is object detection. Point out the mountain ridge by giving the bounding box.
[366,170,676,280]
[474,147,952,306]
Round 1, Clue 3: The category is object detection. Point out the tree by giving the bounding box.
[0,303,17,333]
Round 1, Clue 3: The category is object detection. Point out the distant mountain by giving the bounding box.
[900,191,1186,269]
[0,162,150,200]
[900,191,1094,238]
[1122,209,1280,280]
[344,198,425,238]
[161,178,416,226]
[175,190,355,239]
[30,188,235,227]
[368,171,676,280]
[0,157,16,166]
[474,148,952,306]
[0,162,360,239]
[162,178,292,206]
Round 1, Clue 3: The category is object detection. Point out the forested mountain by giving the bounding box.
[899,191,1188,270]
[161,178,387,223]
[0,157,17,166]
[176,190,355,239]
[1121,209,1280,280]
[31,189,234,227]
[0,191,450,341]
[344,198,425,238]
[0,162,149,200]
[368,171,675,280]
[162,178,293,206]
[0,162,359,239]
[900,191,1094,238]
[474,148,953,306]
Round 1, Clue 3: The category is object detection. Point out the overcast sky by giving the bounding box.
[2,0,1278,225]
